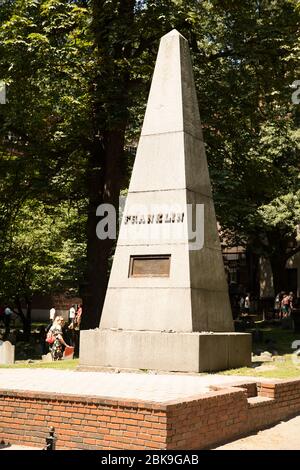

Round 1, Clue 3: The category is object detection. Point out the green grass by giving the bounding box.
[1,325,300,379]
[218,355,300,379]
[216,325,300,379]
[0,359,79,370]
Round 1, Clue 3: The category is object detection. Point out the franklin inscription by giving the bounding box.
[124,212,184,225]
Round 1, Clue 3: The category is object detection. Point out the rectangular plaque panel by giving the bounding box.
[129,255,171,278]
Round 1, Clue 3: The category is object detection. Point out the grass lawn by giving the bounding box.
[217,324,300,379]
[0,359,79,370]
[1,325,300,379]
[2,356,300,378]
[219,355,300,379]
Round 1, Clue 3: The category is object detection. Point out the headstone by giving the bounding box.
[80,30,251,372]
[0,341,15,365]
[42,352,53,362]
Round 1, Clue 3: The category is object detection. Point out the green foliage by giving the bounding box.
[0,0,299,316]
[0,198,86,302]
[0,0,90,310]
[258,191,300,236]
[188,0,300,267]
[0,359,78,369]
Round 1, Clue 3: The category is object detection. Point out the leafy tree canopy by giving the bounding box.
[0,0,299,326]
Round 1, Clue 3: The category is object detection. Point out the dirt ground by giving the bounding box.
[214,415,300,450]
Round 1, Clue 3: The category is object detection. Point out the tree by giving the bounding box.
[188,0,300,295]
[0,0,299,332]
[0,198,86,337]
[0,0,91,330]
[256,190,300,294]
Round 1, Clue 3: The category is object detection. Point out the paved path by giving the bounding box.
[0,369,267,403]
[214,415,300,450]
[0,445,40,450]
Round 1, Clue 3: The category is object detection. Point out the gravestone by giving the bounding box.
[80,30,251,372]
[42,352,53,362]
[0,341,15,365]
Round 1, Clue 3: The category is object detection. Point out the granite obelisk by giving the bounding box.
[80,30,251,372]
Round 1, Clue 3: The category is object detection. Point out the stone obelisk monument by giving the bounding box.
[80,30,251,372]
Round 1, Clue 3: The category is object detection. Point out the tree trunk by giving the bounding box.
[270,255,288,296]
[25,296,32,339]
[246,249,260,297]
[81,0,135,329]
[81,130,125,329]
[15,297,31,340]
[15,297,26,336]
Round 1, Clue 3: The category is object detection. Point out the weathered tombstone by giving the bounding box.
[80,30,251,372]
[0,340,15,365]
[42,352,53,362]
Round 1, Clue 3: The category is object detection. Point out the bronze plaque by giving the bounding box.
[129,255,171,278]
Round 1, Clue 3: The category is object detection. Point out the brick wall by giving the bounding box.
[0,390,167,450]
[166,388,249,449]
[166,379,300,449]
[1,379,300,450]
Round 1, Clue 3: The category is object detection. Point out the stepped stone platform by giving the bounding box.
[1,369,300,450]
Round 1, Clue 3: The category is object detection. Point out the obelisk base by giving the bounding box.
[79,329,251,373]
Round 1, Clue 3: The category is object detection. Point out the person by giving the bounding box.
[46,306,56,334]
[49,316,70,361]
[75,304,83,329]
[289,292,294,315]
[67,304,76,347]
[274,292,281,318]
[38,326,47,356]
[49,306,56,322]
[281,293,290,318]
[50,306,56,320]
[244,293,250,314]
[68,305,76,328]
